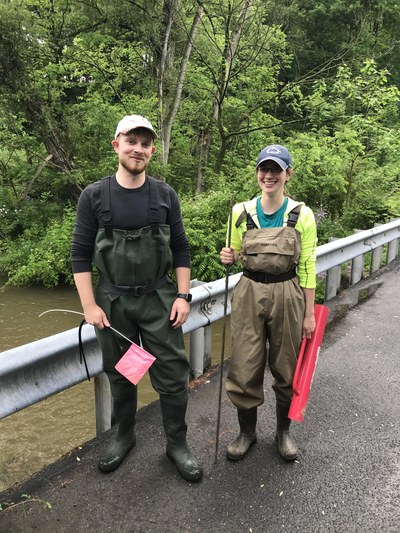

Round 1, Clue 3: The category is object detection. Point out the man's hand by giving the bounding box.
[83,303,110,330]
[170,298,190,329]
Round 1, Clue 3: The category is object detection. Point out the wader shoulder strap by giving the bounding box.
[100,176,113,239]
[286,204,302,228]
[100,175,162,239]
[236,202,301,230]
[246,212,257,231]
[148,176,160,236]
[235,209,247,228]
[235,205,257,231]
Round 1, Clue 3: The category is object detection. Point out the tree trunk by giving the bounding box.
[196,0,253,193]
[24,97,76,173]
[162,3,204,165]
[157,0,178,165]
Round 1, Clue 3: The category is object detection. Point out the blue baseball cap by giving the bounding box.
[256,144,292,170]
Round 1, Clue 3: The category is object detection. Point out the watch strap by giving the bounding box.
[176,292,192,302]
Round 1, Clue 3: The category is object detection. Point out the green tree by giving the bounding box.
[1,0,400,286]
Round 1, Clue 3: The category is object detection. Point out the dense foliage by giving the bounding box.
[1,0,400,287]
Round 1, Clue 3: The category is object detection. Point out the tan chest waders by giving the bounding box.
[226,205,306,408]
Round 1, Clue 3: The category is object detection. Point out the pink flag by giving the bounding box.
[115,342,156,385]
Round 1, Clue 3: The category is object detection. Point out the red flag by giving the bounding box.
[115,342,156,385]
[289,304,329,422]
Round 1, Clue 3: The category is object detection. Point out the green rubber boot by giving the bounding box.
[98,389,137,473]
[160,392,203,482]
[226,407,257,461]
[276,401,298,461]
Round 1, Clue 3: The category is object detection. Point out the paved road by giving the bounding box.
[1,261,399,533]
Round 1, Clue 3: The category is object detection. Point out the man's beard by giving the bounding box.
[120,158,148,176]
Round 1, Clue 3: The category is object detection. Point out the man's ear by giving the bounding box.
[151,145,156,154]
[111,139,119,152]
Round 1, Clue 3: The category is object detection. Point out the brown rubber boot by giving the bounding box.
[276,401,298,461]
[226,407,257,461]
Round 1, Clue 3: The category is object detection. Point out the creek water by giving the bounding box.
[0,282,230,492]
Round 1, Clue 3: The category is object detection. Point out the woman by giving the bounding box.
[220,144,317,462]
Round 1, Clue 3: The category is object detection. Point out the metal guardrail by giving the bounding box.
[1,219,399,433]
[316,219,400,273]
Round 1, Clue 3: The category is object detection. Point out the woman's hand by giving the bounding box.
[302,313,316,340]
[220,247,236,265]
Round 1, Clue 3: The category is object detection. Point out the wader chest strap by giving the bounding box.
[235,208,257,231]
[236,203,302,231]
[246,212,257,231]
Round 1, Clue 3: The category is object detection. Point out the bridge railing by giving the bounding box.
[1,219,399,434]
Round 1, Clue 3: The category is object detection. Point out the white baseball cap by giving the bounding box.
[114,115,157,139]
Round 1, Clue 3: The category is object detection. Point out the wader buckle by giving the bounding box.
[124,231,143,241]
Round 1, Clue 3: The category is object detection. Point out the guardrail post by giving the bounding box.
[387,218,400,263]
[325,238,341,300]
[370,224,384,274]
[189,326,212,378]
[94,372,112,435]
[351,230,364,285]
[188,279,212,378]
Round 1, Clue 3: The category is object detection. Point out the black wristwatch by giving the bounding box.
[176,293,192,303]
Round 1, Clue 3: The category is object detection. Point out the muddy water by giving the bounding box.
[0,282,230,492]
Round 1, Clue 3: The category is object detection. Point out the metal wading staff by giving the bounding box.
[214,196,234,463]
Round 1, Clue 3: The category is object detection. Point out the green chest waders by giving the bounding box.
[94,177,201,481]
[93,176,189,394]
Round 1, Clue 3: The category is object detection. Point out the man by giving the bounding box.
[71,114,202,482]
